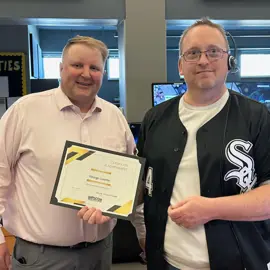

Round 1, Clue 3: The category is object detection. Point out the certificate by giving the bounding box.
[50,140,145,220]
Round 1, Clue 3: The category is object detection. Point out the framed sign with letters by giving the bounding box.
[0,52,27,97]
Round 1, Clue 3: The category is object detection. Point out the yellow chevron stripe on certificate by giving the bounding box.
[50,140,146,220]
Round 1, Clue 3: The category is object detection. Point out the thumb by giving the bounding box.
[171,199,188,209]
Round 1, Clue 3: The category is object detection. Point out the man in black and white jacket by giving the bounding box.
[136,18,270,270]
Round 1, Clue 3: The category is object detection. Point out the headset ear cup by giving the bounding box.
[228,55,232,70]
[228,55,237,72]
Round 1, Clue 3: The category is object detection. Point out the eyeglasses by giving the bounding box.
[181,47,228,62]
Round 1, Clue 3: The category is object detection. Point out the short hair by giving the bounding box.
[62,35,109,63]
[179,17,230,57]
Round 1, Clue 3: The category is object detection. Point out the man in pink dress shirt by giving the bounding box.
[0,36,140,270]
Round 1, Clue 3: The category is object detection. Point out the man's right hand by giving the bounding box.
[0,243,10,270]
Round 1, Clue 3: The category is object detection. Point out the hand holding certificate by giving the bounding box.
[77,206,112,225]
[50,140,145,220]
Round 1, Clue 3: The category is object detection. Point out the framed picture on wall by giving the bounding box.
[0,52,27,97]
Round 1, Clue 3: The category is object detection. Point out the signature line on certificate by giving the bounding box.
[91,168,112,175]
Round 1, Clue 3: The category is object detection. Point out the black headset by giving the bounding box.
[226,31,239,73]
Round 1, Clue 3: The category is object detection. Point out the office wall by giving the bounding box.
[118,0,167,122]
[0,25,31,94]
[39,29,119,103]
[0,25,28,54]
[0,0,125,20]
[166,0,270,20]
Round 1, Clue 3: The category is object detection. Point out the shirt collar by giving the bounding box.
[54,87,103,113]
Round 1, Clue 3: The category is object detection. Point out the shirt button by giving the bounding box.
[174,148,180,152]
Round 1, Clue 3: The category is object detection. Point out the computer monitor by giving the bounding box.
[152,82,241,107]
[152,81,270,110]
[226,81,270,110]
[152,82,187,106]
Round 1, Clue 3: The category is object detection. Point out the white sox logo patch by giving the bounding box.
[224,139,257,193]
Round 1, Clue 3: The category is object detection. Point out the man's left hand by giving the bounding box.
[78,206,111,224]
[168,196,214,229]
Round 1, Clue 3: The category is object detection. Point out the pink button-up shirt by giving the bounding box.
[0,87,135,246]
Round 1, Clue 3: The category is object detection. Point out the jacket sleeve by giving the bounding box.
[137,110,153,159]
[252,106,270,185]
[130,110,154,241]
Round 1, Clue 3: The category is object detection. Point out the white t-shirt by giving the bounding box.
[164,90,229,270]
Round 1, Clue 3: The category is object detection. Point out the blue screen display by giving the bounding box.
[152,81,270,110]
[152,82,187,106]
[225,82,270,110]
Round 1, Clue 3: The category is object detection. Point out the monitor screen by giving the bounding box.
[152,82,187,106]
[226,81,270,110]
[152,81,270,110]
